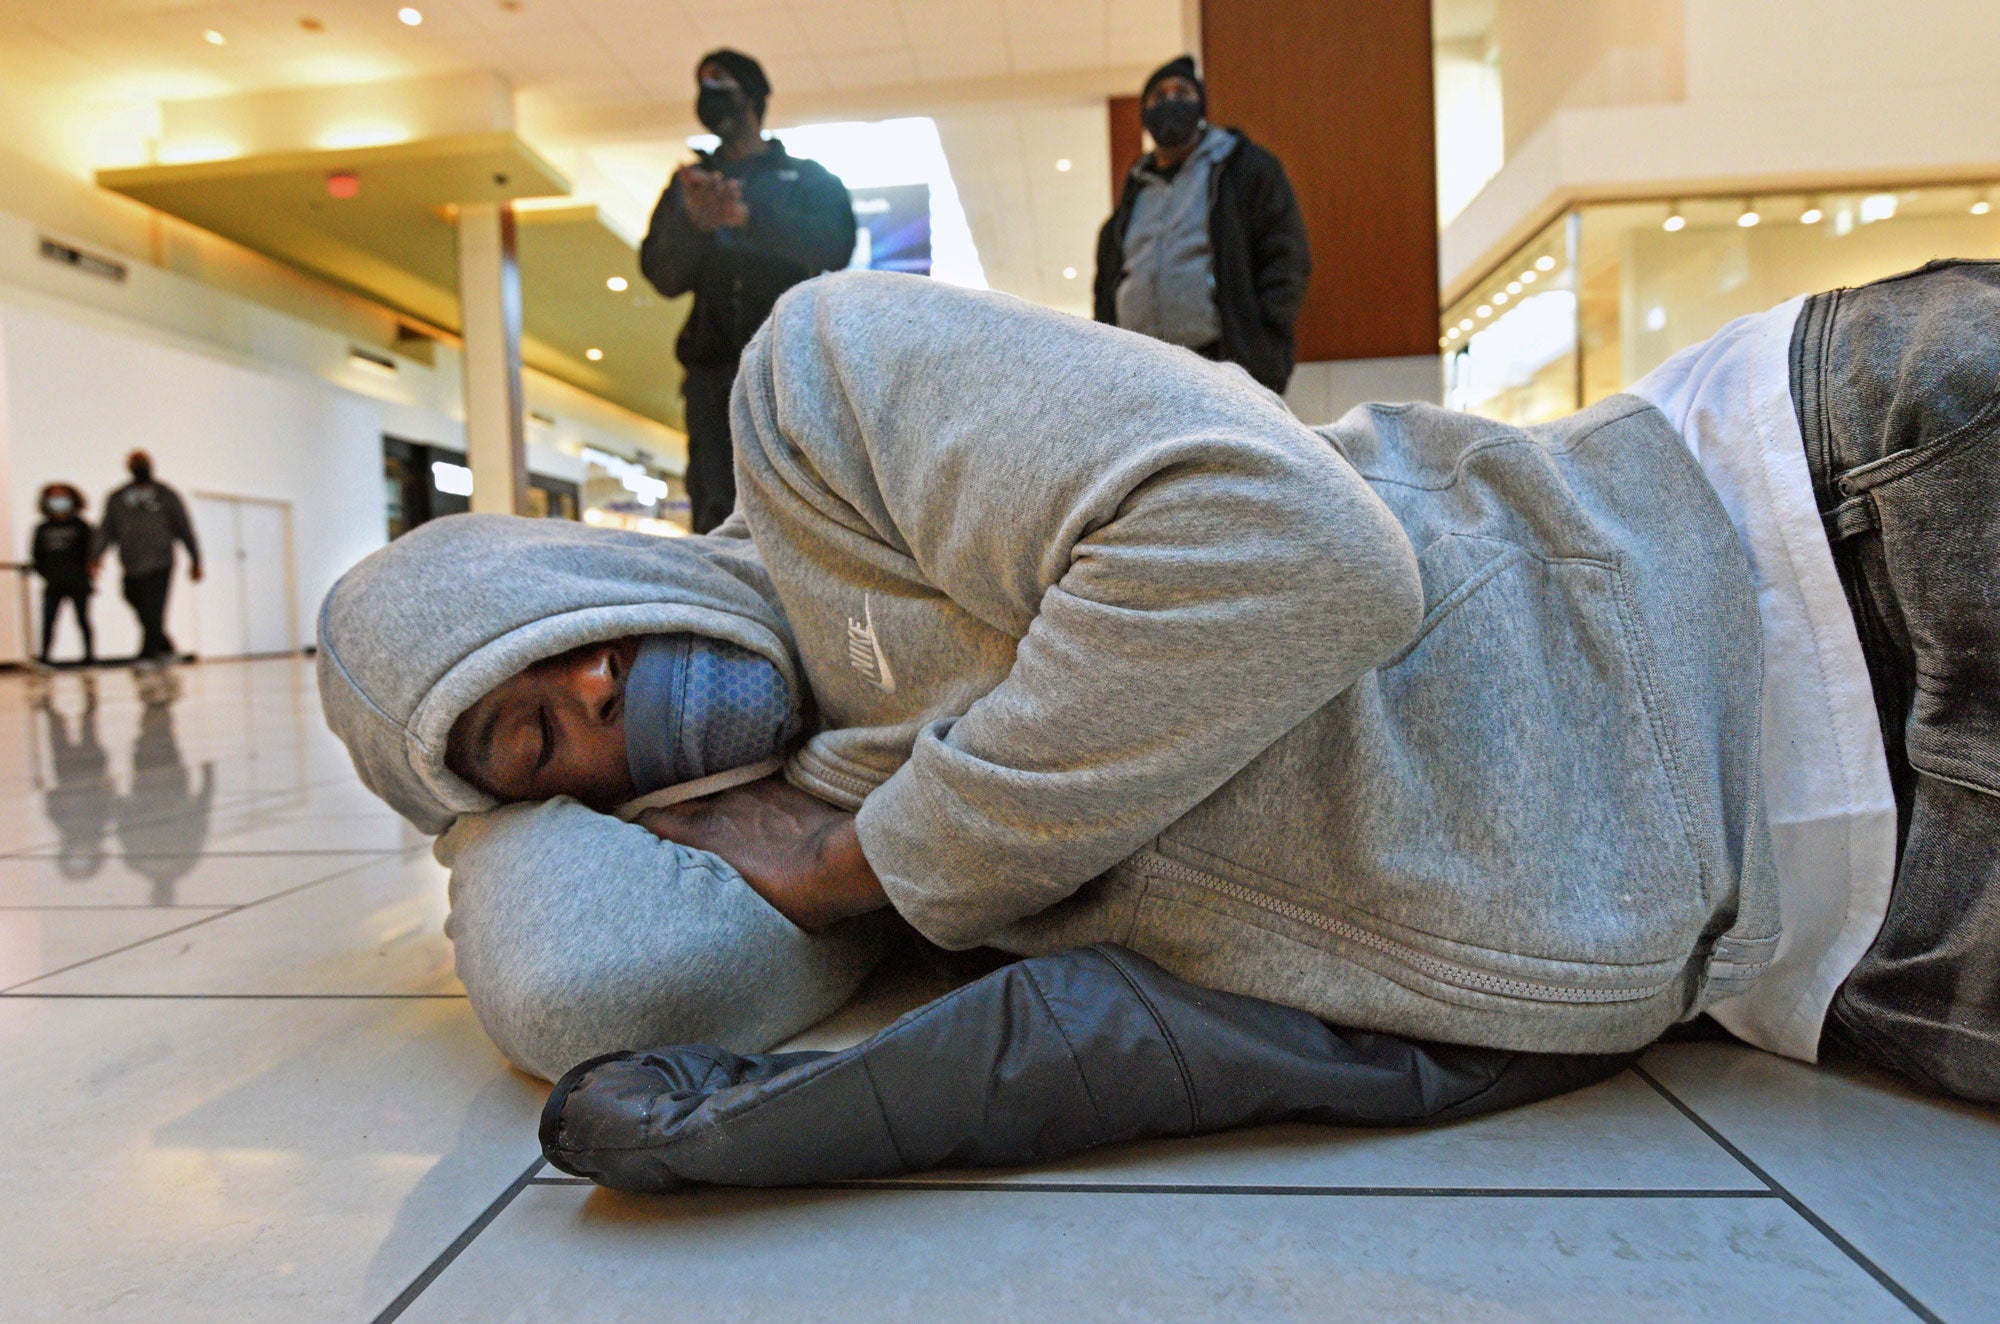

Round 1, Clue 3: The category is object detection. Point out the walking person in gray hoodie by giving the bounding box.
[92,450,201,663]
[320,266,1998,1191]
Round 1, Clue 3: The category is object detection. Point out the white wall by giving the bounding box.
[1,293,385,663]
[1285,357,1444,428]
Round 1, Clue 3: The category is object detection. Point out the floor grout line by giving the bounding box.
[0,850,421,995]
[0,904,236,910]
[370,1157,546,1324]
[1633,1064,1943,1324]
[1,849,416,860]
[0,991,466,999]
[522,1175,1782,1198]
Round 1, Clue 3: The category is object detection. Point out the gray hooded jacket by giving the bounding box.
[317,515,896,1078]
[319,272,1776,1078]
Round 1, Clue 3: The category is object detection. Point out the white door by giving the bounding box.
[189,494,297,659]
[235,501,294,656]
[189,495,243,660]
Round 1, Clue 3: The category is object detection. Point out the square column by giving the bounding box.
[455,201,527,515]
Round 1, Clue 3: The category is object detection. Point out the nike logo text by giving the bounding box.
[845,594,897,694]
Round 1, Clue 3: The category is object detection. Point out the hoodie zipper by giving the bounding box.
[1142,853,1673,1006]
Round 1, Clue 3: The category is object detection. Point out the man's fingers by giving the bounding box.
[638,804,716,851]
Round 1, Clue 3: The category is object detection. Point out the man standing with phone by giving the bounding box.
[640,49,857,534]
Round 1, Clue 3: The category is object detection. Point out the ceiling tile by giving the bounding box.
[814,47,917,89]
[908,40,1007,81]
[793,1,907,56]
[896,0,1003,45]
[692,5,811,59]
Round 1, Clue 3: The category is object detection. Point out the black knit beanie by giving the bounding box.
[1141,55,1204,113]
[697,48,771,116]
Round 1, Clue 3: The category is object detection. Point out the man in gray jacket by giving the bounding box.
[318,264,2000,1187]
[322,267,1773,1071]
[92,450,201,663]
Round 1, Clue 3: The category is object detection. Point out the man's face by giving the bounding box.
[1143,75,1201,112]
[696,61,759,136]
[447,638,642,810]
[697,61,741,96]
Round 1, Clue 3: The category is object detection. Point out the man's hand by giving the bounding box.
[677,166,750,233]
[639,775,886,932]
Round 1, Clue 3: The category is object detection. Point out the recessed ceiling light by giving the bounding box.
[1534,255,1556,271]
[1737,200,1760,228]
[1505,280,1521,294]
[1457,317,1474,331]
[203,29,226,45]
[1519,269,1536,284]
[1800,196,1823,224]
[606,275,628,291]
[398,7,424,25]
[1062,266,1077,279]
[1055,158,1072,172]
[585,347,603,361]
[1663,200,1686,232]
[1972,193,1992,216]
[1491,290,1509,306]
[1475,304,1492,319]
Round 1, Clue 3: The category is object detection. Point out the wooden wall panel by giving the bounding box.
[1201,0,1439,362]
[1107,94,1143,204]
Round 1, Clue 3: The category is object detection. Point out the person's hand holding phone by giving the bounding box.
[678,166,750,232]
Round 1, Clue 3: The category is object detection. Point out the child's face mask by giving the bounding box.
[623,634,801,799]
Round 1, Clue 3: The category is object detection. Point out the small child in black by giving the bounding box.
[31,483,94,665]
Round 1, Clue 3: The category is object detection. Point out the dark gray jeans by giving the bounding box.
[1792,260,2000,1103]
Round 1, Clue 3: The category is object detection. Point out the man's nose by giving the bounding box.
[572,648,622,723]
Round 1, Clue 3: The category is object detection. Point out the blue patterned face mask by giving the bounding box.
[623,633,801,800]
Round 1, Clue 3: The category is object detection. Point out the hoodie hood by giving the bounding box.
[317,513,800,834]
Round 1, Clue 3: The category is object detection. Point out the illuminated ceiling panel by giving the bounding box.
[96,133,691,426]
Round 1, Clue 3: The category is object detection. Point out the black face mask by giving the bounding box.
[696,86,747,136]
[1142,98,1203,152]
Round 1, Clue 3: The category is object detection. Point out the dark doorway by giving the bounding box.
[383,436,576,537]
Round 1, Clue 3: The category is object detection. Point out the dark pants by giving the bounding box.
[1793,260,2000,1103]
[122,570,175,661]
[681,365,738,535]
[38,581,92,663]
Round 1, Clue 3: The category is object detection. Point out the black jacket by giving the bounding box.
[91,481,198,580]
[32,515,93,589]
[640,141,857,372]
[1094,129,1312,393]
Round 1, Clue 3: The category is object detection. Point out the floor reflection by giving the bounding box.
[31,668,215,903]
[38,675,110,879]
[119,669,216,904]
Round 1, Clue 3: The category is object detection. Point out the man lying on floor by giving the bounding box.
[318,265,1996,1192]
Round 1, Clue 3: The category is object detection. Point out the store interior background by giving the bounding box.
[1,0,1998,665]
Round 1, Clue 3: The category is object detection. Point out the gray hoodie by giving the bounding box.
[737,273,1775,1055]
[318,515,900,1077]
[318,272,1776,1076]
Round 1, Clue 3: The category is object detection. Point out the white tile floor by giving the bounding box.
[1,657,1994,1323]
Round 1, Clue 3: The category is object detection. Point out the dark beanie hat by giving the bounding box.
[697,48,771,114]
[1141,55,1204,110]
